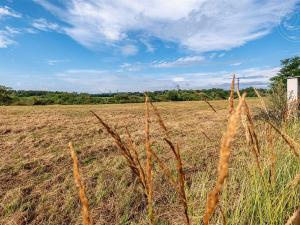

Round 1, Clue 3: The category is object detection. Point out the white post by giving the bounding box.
[287,77,299,116]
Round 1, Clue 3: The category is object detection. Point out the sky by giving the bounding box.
[0,0,300,93]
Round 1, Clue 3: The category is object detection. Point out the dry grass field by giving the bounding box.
[1,99,300,224]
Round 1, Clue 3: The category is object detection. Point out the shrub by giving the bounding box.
[255,81,288,124]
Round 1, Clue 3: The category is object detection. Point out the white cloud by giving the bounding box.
[140,38,155,53]
[58,66,278,91]
[120,44,139,56]
[47,59,70,66]
[153,56,205,68]
[35,0,297,52]
[119,63,141,72]
[0,26,20,48]
[0,6,21,19]
[32,18,61,32]
[0,33,14,48]
[172,77,186,82]
[231,62,242,66]
[0,7,21,47]
[2,66,280,93]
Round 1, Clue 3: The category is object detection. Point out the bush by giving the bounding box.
[255,81,288,124]
[166,90,180,101]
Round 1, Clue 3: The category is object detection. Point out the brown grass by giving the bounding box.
[203,93,246,225]
[2,97,299,224]
[68,142,92,225]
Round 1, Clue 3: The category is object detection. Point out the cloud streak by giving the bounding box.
[0,26,20,48]
[0,6,21,19]
[152,56,205,68]
[32,18,62,32]
[35,0,297,52]
[1,66,280,92]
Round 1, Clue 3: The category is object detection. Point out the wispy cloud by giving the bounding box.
[140,38,155,53]
[0,6,22,48]
[32,18,61,32]
[0,26,20,48]
[1,66,280,92]
[231,62,242,66]
[0,6,21,19]
[120,44,139,56]
[152,56,205,68]
[47,59,70,66]
[35,0,297,52]
[119,63,141,72]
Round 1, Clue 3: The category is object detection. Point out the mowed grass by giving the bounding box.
[0,99,299,224]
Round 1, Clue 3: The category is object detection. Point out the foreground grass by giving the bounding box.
[0,99,299,224]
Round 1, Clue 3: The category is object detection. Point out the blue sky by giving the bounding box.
[0,0,300,93]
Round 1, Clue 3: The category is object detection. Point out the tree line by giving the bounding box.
[1,56,299,106]
[0,86,267,106]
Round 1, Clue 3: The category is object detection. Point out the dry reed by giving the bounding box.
[267,121,300,159]
[68,142,92,225]
[149,100,190,225]
[90,111,144,188]
[254,88,268,115]
[241,105,251,145]
[287,172,300,188]
[266,123,276,184]
[236,75,241,99]
[285,207,300,225]
[229,74,235,114]
[175,143,190,225]
[201,130,213,142]
[145,95,154,224]
[203,93,246,225]
[149,101,168,135]
[204,100,217,113]
[244,100,263,176]
[125,127,147,189]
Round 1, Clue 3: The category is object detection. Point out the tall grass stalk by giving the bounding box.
[203,93,246,225]
[144,95,154,224]
[68,142,92,225]
[229,74,235,114]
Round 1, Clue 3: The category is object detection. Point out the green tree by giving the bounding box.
[166,90,180,101]
[0,85,13,105]
[270,56,300,88]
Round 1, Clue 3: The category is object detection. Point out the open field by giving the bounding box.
[1,99,300,224]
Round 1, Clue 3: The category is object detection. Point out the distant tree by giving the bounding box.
[166,90,180,101]
[270,56,300,88]
[0,85,13,105]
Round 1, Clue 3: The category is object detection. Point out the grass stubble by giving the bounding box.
[2,90,300,224]
[63,80,300,225]
[63,78,300,224]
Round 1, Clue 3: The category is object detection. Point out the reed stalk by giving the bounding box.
[203,93,246,225]
[68,143,92,225]
[145,95,154,224]
[229,74,235,114]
